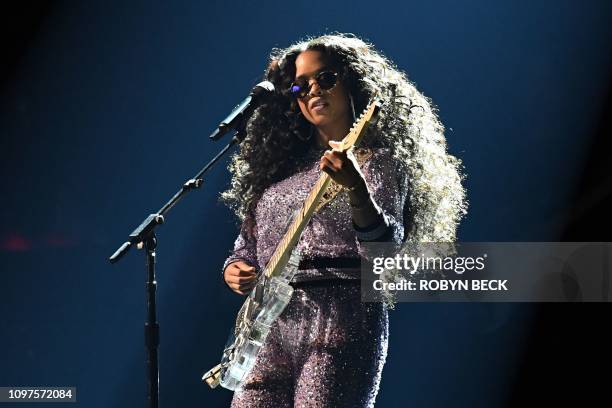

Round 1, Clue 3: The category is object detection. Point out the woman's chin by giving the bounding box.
[311,115,333,127]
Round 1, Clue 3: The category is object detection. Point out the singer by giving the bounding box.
[220,33,467,407]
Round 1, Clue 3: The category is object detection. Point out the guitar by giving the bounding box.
[202,100,381,390]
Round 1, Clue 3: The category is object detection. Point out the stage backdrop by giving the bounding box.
[1,1,611,407]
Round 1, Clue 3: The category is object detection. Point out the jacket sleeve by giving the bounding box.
[354,148,410,256]
[222,213,259,274]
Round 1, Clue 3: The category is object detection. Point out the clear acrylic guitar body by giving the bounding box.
[217,250,301,391]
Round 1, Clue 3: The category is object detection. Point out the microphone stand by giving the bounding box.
[109,129,246,408]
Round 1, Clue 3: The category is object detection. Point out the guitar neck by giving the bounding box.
[262,100,379,279]
[264,172,332,278]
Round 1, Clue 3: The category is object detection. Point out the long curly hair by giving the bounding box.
[221,33,468,244]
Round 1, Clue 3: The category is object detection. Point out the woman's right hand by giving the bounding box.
[224,261,257,295]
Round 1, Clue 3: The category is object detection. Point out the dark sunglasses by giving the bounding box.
[289,71,339,99]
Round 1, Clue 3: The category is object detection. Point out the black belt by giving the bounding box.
[298,257,361,270]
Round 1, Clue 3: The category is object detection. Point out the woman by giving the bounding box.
[220,34,467,407]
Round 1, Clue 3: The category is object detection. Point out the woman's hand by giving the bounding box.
[321,140,384,228]
[319,140,365,188]
[224,261,257,295]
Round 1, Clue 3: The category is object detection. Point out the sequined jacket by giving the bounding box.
[223,147,411,282]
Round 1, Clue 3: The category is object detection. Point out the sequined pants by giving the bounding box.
[231,279,388,408]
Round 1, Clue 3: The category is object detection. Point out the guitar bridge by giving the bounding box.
[202,363,222,388]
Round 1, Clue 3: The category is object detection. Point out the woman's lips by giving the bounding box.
[311,100,328,112]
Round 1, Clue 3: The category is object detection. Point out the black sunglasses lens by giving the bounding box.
[290,82,308,98]
[317,72,337,90]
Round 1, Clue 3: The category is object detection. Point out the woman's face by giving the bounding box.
[293,50,352,132]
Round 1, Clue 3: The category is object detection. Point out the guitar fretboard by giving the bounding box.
[263,101,379,278]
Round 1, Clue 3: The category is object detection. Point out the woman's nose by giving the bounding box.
[308,80,323,96]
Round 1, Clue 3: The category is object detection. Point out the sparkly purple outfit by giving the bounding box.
[224,148,410,407]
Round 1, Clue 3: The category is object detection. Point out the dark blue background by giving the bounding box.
[1,1,611,407]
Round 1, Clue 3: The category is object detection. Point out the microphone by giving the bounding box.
[209,81,275,141]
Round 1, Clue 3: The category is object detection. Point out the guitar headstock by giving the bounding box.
[337,100,381,151]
